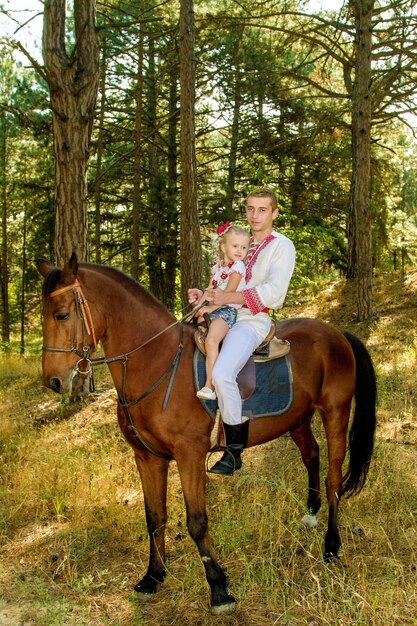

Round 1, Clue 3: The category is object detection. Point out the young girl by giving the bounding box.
[196,222,250,400]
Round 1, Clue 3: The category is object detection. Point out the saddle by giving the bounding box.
[194,320,290,401]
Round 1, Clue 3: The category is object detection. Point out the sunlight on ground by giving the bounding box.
[1,271,417,625]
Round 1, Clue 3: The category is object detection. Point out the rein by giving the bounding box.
[43,278,199,460]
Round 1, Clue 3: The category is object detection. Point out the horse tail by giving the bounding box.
[341,331,377,498]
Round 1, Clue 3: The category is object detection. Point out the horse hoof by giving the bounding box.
[301,513,318,528]
[210,597,236,615]
[135,590,156,603]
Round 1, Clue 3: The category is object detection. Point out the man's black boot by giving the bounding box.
[209,422,249,475]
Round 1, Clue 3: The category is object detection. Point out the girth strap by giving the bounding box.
[117,324,184,411]
[116,324,184,460]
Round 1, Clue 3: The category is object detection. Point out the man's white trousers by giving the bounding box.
[212,312,271,425]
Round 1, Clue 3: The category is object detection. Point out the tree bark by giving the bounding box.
[93,20,108,265]
[179,0,201,306]
[350,0,374,320]
[146,37,163,300]
[42,0,99,265]
[131,15,145,282]
[346,199,356,278]
[0,108,9,344]
[225,70,242,219]
[164,53,179,310]
[20,207,27,355]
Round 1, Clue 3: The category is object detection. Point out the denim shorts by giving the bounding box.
[208,305,238,329]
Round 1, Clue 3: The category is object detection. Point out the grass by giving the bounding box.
[1,271,417,624]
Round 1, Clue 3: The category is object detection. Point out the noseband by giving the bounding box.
[43,280,97,374]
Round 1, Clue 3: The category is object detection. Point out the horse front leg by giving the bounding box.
[133,452,169,598]
[176,447,236,615]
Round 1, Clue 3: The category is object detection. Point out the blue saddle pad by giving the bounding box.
[193,348,293,420]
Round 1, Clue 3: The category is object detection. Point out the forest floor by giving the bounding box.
[0,270,416,625]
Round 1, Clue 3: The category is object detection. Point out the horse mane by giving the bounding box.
[42,268,62,299]
[42,263,172,316]
[86,264,170,310]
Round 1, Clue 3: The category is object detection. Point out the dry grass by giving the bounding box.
[1,271,417,625]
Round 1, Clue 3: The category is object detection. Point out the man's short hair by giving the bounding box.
[246,188,278,211]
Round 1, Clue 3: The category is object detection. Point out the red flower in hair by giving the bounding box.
[216,221,232,236]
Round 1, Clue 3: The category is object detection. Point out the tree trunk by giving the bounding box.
[146,37,164,301]
[93,21,108,265]
[350,0,374,320]
[225,70,242,219]
[401,248,406,276]
[179,0,201,306]
[42,0,99,266]
[20,207,27,355]
[131,14,145,282]
[290,122,305,217]
[346,199,356,278]
[164,53,179,310]
[0,108,9,344]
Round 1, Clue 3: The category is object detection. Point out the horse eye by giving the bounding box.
[55,312,70,321]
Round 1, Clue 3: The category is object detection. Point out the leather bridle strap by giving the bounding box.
[44,280,97,357]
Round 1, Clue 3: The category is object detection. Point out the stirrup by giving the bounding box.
[206,447,226,472]
[206,447,240,474]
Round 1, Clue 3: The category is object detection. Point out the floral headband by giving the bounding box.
[216,221,232,236]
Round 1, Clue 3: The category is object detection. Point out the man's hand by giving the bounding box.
[188,288,203,305]
[206,287,245,307]
[206,287,227,307]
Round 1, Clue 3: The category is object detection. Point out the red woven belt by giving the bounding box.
[241,305,269,313]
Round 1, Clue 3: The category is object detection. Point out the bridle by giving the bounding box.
[42,277,201,459]
[43,280,97,376]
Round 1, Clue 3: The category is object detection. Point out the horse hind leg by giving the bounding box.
[133,453,169,599]
[290,414,321,527]
[321,404,350,561]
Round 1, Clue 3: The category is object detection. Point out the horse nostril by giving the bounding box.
[50,377,62,393]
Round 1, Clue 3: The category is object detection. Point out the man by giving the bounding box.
[189,188,295,475]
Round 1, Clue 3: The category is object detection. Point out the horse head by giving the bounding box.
[37,252,97,395]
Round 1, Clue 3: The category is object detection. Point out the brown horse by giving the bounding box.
[37,254,376,615]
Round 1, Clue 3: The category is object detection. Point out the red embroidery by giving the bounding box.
[220,272,228,280]
[245,234,275,283]
[242,287,265,314]
[211,279,218,287]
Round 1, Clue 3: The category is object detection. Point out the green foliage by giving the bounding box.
[279,214,346,289]
[0,46,54,348]
[1,1,417,344]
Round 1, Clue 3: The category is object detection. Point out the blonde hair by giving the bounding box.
[216,225,250,260]
[246,187,278,211]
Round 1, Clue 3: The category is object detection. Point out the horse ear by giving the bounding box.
[36,258,54,277]
[61,252,79,285]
